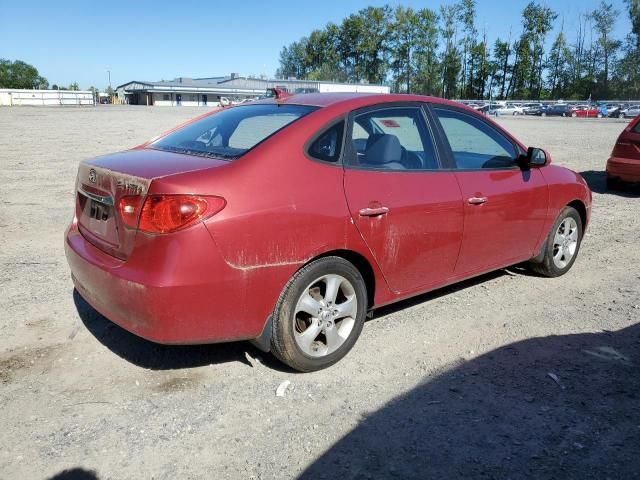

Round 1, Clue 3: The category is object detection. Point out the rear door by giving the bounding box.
[431,106,548,277]
[342,104,464,294]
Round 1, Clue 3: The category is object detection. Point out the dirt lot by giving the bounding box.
[1,106,638,480]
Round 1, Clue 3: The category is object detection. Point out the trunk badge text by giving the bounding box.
[116,179,143,195]
[88,169,97,183]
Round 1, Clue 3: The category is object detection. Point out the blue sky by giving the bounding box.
[0,0,632,89]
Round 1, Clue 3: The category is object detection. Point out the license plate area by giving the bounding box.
[89,199,111,221]
[77,189,119,245]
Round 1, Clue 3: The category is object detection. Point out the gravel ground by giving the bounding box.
[0,106,638,480]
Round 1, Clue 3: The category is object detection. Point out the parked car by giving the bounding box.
[497,104,525,115]
[570,106,603,118]
[539,104,573,117]
[523,103,544,115]
[65,92,591,372]
[604,103,623,117]
[618,105,640,118]
[606,114,640,188]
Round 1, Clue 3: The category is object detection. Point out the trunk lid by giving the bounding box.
[75,149,227,259]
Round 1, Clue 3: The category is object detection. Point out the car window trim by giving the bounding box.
[343,101,446,173]
[428,104,525,172]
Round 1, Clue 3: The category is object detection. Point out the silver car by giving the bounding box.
[619,105,640,118]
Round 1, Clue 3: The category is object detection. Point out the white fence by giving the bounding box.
[0,89,95,106]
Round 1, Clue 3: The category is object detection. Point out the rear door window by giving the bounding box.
[348,107,439,170]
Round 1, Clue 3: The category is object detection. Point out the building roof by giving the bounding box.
[115,75,388,94]
[253,92,467,109]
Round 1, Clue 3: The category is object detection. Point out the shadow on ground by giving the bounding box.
[370,270,509,321]
[73,289,283,371]
[47,468,98,480]
[300,323,640,479]
[75,268,529,372]
[580,170,640,196]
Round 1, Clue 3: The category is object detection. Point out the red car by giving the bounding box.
[65,93,591,371]
[570,106,603,118]
[607,115,640,187]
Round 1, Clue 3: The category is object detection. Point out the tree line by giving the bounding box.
[0,58,89,91]
[277,0,640,100]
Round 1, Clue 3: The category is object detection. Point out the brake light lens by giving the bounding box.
[118,195,225,234]
[118,196,145,229]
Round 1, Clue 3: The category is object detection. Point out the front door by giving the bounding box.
[176,94,182,106]
[432,106,548,277]
[202,94,207,106]
[343,105,464,294]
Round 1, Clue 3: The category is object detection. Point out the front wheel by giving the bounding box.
[270,257,367,372]
[619,113,625,118]
[529,206,583,277]
[541,112,547,117]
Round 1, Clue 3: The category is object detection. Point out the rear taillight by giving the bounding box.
[118,195,225,234]
[118,196,145,229]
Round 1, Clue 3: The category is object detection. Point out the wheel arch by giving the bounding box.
[249,248,378,354]
[567,199,588,229]
[311,249,376,310]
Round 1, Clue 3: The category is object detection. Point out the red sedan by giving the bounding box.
[571,106,603,118]
[607,115,640,187]
[65,93,591,371]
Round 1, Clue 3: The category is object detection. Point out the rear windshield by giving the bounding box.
[633,119,640,134]
[151,104,317,160]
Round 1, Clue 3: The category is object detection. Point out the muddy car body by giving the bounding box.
[66,93,592,371]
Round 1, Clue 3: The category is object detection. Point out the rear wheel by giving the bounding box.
[541,112,547,117]
[570,112,576,117]
[597,113,603,118]
[619,113,625,118]
[270,257,367,372]
[529,206,583,277]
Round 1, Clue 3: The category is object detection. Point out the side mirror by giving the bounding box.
[519,147,549,169]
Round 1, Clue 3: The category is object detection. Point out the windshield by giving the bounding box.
[151,104,317,160]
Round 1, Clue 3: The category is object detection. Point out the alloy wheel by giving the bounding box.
[293,274,357,357]
[552,217,579,269]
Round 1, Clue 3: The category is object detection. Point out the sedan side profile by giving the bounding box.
[65,93,591,372]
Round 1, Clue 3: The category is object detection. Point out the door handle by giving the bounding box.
[467,196,488,205]
[359,206,389,217]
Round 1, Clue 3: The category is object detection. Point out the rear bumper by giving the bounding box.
[607,157,640,183]
[65,221,265,344]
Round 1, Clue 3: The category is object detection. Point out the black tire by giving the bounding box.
[270,256,367,372]
[529,206,583,278]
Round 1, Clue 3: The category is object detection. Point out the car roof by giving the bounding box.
[251,92,468,111]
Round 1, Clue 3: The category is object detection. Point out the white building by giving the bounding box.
[0,89,94,106]
[116,74,390,106]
